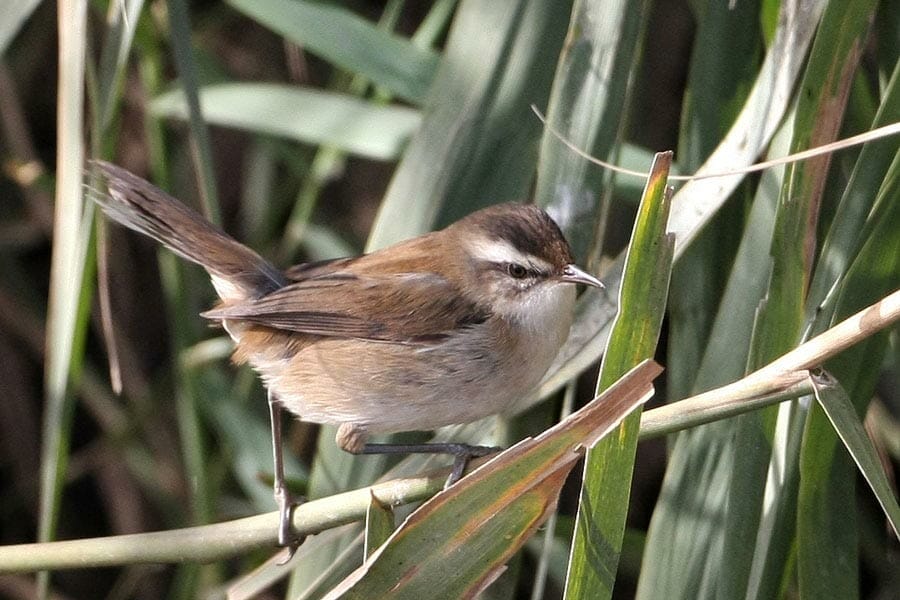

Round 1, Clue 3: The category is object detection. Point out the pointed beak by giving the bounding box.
[560,264,604,288]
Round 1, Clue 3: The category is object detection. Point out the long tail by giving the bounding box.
[88,160,285,300]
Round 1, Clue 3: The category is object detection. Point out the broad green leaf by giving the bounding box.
[676,0,762,173]
[636,110,794,600]
[152,84,422,161]
[367,0,573,250]
[813,376,900,538]
[796,383,859,600]
[534,0,651,262]
[722,2,875,597]
[796,141,900,599]
[226,0,438,104]
[596,155,673,404]
[275,0,455,262]
[667,0,760,401]
[565,153,673,600]
[325,361,662,599]
[750,0,874,368]
[805,60,900,319]
[637,2,836,592]
[667,0,826,257]
[542,0,826,406]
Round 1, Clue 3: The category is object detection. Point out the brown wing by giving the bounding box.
[201,271,490,343]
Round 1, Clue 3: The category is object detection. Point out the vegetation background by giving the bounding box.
[0,0,898,598]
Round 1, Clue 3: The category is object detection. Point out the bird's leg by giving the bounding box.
[268,389,304,561]
[356,442,502,489]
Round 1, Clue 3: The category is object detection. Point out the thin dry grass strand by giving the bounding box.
[532,105,900,182]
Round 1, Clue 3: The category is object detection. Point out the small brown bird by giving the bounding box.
[89,160,603,554]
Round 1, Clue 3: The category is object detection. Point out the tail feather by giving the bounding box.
[88,160,284,300]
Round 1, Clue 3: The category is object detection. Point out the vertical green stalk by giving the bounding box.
[39,1,90,597]
[725,4,876,598]
[278,0,456,261]
[534,0,650,265]
[166,0,221,223]
[564,153,673,599]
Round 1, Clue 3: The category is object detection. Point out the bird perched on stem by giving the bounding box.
[88,160,603,558]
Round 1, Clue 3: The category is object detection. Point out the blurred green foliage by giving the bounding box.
[0,0,897,598]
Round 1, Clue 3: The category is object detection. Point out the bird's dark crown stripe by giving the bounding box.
[471,205,572,266]
[483,217,547,259]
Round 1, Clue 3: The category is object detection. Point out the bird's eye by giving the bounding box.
[506,263,528,279]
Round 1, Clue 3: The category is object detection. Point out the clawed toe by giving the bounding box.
[444,445,502,488]
[275,487,305,564]
[354,440,503,490]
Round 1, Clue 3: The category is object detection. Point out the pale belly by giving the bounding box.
[262,333,553,434]
[229,284,575,436]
